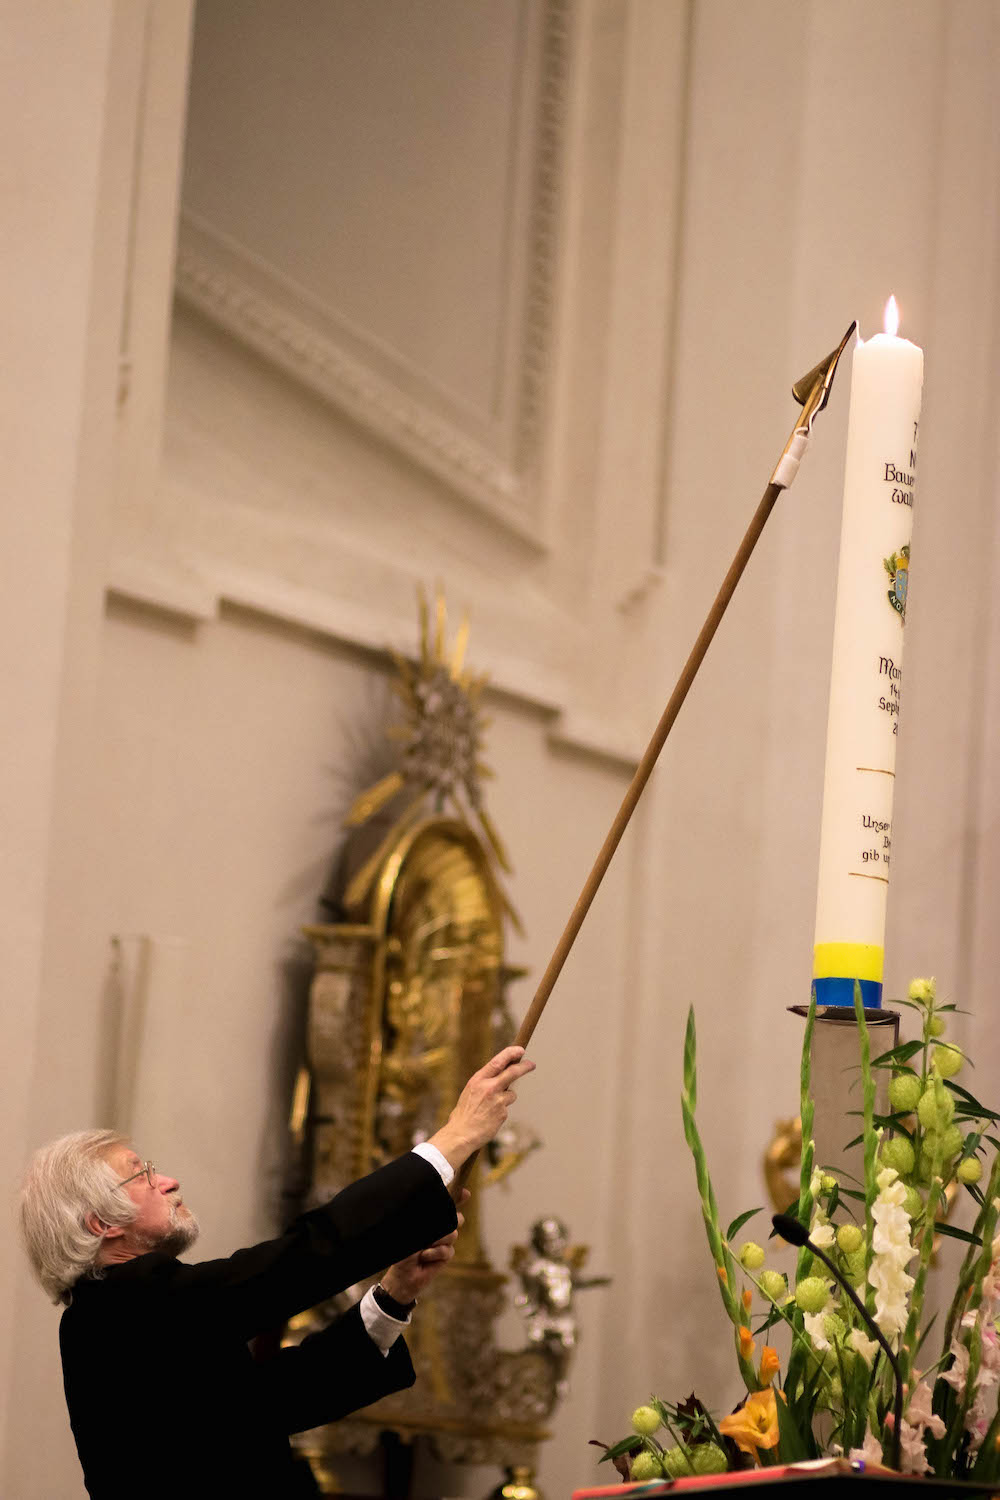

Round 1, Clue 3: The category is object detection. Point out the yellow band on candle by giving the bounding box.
[813,942,884,982]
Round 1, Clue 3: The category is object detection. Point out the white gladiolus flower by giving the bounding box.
[907,1380,946,1440]
[803,1308,833,1352]
[868,1168,916,1342]
[848,1328,880,1365]
[898,1419,931,1475]
[849,1428,884,1465]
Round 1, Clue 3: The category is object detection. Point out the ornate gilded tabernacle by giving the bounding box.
[286,592,601,1494]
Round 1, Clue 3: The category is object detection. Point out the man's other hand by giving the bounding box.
[381,1192,470,1304]
[428,1046,536,1173]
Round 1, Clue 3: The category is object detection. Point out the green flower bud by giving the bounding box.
[631,1406,661,1436]
[820,1174,838,1193]
[902,1185,924,1219]
[661,1448,695,1478]
[759,1269,787,1302]
[958,1157,983,1184]
[795,1276,831,1314]
[844,1247,867,1285]
[928,1014,946,1038]
[889,1073,922,1113]
[909,977,936,1004]
[739,1241,765,1270]
[815,1370,843,1409]
[933,1043,963,1079]
[880,1136,916,1176]
[691,1445,729,1476]
[836,1223,864,1255]
[918,1079,954,1131]
[823,1313,847,1344]
[631,1451,664,1481]
[918,1132,960,1176]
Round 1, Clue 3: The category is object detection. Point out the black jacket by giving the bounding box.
[59,1152,456,1498]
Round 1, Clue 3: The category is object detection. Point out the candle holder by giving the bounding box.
[789,1003,899,1180]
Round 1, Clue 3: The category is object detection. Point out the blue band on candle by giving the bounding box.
[813,977,882,1009]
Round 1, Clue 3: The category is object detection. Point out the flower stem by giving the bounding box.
[682,1007,757,1392]
[851,982,878,1314]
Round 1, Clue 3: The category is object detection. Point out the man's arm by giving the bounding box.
[165,1046,535,1340]
[253,1302,417,1435]
[167,1151,455,1339]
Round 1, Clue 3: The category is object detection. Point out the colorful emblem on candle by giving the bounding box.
[884,545,909,619]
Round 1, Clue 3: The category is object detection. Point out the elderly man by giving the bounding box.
[21,1044,534,1500]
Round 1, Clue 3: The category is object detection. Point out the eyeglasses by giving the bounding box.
[116,1161,156,1190]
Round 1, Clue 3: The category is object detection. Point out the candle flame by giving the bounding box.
[884,295,899,337]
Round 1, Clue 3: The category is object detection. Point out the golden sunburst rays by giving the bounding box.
[343,586,521,930]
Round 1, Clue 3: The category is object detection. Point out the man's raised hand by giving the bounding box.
[429,1045,536,1173]
[380,1192,470,1304]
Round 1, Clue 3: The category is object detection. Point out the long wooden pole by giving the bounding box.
[453,485,781,1193]
[453,326,856,1192]
[513,478,782,1051]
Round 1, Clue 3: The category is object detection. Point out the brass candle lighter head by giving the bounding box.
[770,321,857,490]
[792,319,857,434]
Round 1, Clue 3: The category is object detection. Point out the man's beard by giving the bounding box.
[137,1198,200,1258]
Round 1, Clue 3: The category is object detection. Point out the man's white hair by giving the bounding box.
[20,1130,139,1305]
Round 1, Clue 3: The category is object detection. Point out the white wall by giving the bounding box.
[4,2,1000,1497]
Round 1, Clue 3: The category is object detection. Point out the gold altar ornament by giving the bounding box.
[342,584,519,933]
[287,590,599,1491]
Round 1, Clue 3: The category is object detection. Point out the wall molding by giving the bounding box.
[174,0,572,553]
[105,541,643,772]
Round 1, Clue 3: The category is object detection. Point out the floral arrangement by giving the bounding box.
[596,980,1000,1484]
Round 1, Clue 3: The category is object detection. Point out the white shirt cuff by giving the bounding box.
[360,1285,410,1356]
[411,1140,454,1186]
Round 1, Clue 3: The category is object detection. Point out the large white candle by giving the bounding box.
[812,298,924,1009]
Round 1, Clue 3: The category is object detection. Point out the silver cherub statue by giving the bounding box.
[510,1217,610,1392]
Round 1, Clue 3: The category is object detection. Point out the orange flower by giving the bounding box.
[739,1326,755,1360]
[717,1265,728,1286]
[758,1346,780,1387]
[718,1388,781,1459]
[742,1289,753,1312]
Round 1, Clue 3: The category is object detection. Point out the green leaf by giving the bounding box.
[934,1221,985,1246]
[775,1386,811,1462]
[727,1207,763,1242]
[754,1306,786,1336]
[650,1397,678,1437]
[598,1437,642,1462]
[872,1039,924,1066]
[945,1080,998,1117]
[914,1311,939,1359]
[874,1115,914,1139]
[971,1402,1000,1480]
